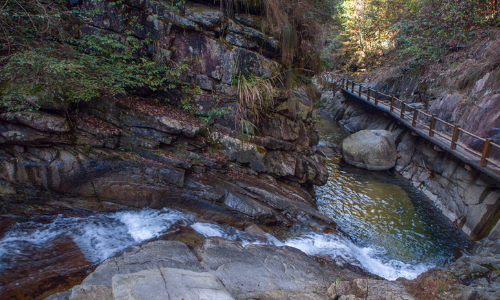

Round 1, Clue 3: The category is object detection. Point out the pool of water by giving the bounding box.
[315,115,471,275]
[0,116,473,299]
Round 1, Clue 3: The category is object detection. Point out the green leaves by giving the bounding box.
[0,32,181,111]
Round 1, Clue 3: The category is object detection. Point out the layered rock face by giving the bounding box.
[0,0,329,228]
[318,80,500,241]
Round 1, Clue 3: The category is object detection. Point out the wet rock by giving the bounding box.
[159,167,185,188]
[0,234,91,300]
[0,111,70,133]
[223,190,277,224]
[112,268,235,300]
[341,130,397,171]
[239,184,333,226]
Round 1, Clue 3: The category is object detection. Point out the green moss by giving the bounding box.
[198,127,210,139]
[256,145,267,154]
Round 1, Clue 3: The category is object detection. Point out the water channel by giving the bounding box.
[0,116,471,299]
[314,115,471,278]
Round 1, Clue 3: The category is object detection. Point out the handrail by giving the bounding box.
[321,72,498,168]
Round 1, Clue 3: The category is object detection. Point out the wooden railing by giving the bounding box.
[322,73,500,169]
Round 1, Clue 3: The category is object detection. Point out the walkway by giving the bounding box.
[322,73,500,183]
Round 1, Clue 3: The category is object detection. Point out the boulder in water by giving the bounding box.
[341,130,397,171]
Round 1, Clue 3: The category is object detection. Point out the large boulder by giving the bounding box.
[341,130,397,171]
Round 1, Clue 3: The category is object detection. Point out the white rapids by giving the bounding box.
[0,208,432,280]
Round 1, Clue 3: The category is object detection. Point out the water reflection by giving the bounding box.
[315,115,470,266]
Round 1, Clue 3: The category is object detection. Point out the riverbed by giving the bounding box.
[0,116,471,299]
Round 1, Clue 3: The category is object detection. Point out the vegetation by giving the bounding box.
[404,270,459,300]
[326,0,500,72]
[1,36,179,111]
[0,0,183,111]
[234,74,276,124]
[222,0,334,72]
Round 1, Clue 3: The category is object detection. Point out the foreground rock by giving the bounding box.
[341,130,397,171]
[327,279,414,300]
[47,237,367,300]
[112,268,234,300]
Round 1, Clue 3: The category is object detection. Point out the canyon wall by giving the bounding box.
[0,0,332,229]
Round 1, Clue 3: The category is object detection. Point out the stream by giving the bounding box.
[0,116,471,299]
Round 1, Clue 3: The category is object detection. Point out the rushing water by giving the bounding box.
[0,116,471,299]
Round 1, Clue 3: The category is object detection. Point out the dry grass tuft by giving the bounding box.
[235,73,276,127]
[404,270,458,300]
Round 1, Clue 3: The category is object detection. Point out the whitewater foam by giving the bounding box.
[0,208,432,280]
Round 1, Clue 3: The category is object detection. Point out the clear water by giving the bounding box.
[315,115,471,278]
[0,116,471,297]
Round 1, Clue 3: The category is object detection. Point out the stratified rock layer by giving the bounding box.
[0,0,330,231]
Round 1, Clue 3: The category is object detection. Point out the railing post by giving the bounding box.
[367,89,371,101]
[429,115,435,137]
[342,78,345,88]
[412,108,418,127]
[480,139,492,167]
[400,102,405,119]
[451,125,460,150]
[358,84,362,96]
[352,81,355,93]
[390,96,394,112]
[374,92,378,105]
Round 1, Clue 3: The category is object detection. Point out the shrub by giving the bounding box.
[0,34,181,111]
[0,0,182,111]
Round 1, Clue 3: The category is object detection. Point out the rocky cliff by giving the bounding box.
[0,0,330,229]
